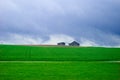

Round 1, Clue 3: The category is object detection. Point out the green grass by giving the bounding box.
[0,45,120,80]
[0,45,120,61]
[0,61,120,80]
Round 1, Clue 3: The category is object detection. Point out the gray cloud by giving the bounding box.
[0,0,120,46]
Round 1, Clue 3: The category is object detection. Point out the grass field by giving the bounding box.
[0,45,120,61]
[0,45,120,80]
[0,61,120,80]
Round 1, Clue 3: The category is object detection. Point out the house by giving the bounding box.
[57,42,65,46]
[69,41,80,46]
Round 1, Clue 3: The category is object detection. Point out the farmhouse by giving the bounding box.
[57,42,65,46]
[69,41,80,46]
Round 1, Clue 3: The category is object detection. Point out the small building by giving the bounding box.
[69,41,80,46]
[57,42,65,46]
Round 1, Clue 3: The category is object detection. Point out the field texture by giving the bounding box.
[0,45,120,61]
[0,45,120,80]
[0,61,120,80]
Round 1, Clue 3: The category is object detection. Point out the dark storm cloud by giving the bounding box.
[0,0,120,46]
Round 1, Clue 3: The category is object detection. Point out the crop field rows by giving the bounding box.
[0,45,120,80]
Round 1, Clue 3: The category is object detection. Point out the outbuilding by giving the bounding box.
[57,42,65,46]
[69,41,80,46]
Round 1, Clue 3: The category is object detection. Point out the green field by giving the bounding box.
[0,61,120,80]
[0,45,120,61]
[0,45,120,80]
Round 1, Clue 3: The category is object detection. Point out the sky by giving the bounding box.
[0,0,120,46]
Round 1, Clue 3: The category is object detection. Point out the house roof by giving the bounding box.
[69,41,79,45]
[58,42,65,44]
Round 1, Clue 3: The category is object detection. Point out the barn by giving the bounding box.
[69,41,80,46]
[57,42,65,46]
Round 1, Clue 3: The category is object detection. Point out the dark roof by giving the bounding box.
[58,42,65,44]
[69,41,80,46]
[57,42,66,46]
[71,41,79,44]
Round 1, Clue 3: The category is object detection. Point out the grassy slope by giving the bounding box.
[0,61,120,80]
[0,45,120,80]
[0,45,120,61]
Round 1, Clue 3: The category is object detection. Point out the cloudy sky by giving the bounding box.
[0,0,120,46]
